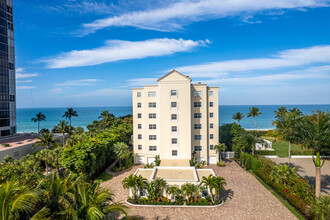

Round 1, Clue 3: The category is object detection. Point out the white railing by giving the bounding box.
[221,151,235,159]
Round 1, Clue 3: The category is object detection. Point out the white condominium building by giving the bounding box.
[132,70,219,165]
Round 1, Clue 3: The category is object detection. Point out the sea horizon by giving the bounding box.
[16,104,330,133]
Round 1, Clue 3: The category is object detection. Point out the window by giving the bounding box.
[210,123,214,129]
[194,146,202,151]
[171,126,177,132]
[209,91,214,96]
[210,113,214,118]
[210,134,214,139]
[149,146,157,151]
[172,138,178,144]
[138,124,142,129]
[194,124,202,129]
[194,135,202,140]
[138,145,142,150]
[137,92,141,97]
[149,102,156,108]
[209,145,214,150]
[149,135,157,140]
[194,102,201,107]
[149,113,156,119]
[172,150,178,156]
[138,113,142,118]
[149,124,156,129]
[148,91,156,97]
[170,90,177,96]
[194,113,202,118]
[137,103,141,108]
[171,114,177,120]
[209,102,214,107]
[138,134,142,139]
[171,102,177,108]
[193,91,202,97]
[139,187,146,197]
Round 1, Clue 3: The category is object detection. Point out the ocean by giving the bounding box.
[17,105,329,133]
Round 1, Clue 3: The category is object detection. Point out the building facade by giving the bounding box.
[132,70,219,165]
[0,0,16,137]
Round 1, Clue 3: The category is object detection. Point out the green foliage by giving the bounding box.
[62,107,78,126]
[1,143,10,147]
[310,196,330,220]
[291,149,315,155]
[96,172,113,182]
[143,163,154,169]
[154,155,161,166]
[113,142,130,168]
[244,157,252,170]
[255,150,277,155]
[219,123,235,150]
[217,161,226,167]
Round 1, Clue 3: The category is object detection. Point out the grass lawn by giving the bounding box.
[96,172,113,182]
[263,137,304,158]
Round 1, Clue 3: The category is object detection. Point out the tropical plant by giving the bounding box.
[113,142,130,168]
[147,178,166,200]
[212,176,226,201]
[122,174,148,201]
[0,179,39,219]
[247,130,264,156]
[196,160,206,168]
[274,106,288,119]
[295,111,330,197]
[269,163,298,186]
[201,175,216,203]
[154,155,161,166]
[52,120,69,146]
[74,181,127,219]
[232,112,244,125]
[272,111,301,159]
[31,112,46,133]
[181,183,199,202]
[62,108,78,127]
[310,196,330,220]
[36,149,52,175]
[165,185,181,201]
[214,143,227,162]
[247,107,262,130]
[34,132,58,150]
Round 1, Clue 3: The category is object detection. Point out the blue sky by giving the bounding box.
[15,0,330,108]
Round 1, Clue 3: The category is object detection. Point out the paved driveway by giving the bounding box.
[271,158,330,196]
[101,160,296,220]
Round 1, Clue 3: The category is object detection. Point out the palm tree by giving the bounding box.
[34,132,58,150]
[52,120,69,146]
[48,147,63,174]
[62,108,78,127]
[214,143,227,162]
[152,178,167,198]
[74,182,127,219]
[165,185,180,201]
[181,183,198,202]
[295,111,330,197]
[201,175,216,203]
[113,142,130,168]
[269,164,297,186]
[272,112,300,159]
[36,149,52,175]
[247,107,262,130]
[31,112,46,133]
[0,179,39,219]
[274,106,288,119]
[289,107,303,117]
[212,176,227,201]
[122,174,147,200]
[232,112,244,125]
[35,173,77,219]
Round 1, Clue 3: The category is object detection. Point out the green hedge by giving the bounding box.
[291,149,315,155]
[256,150,277,155]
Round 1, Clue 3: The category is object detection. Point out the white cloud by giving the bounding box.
[17,86,35,90]
[81,0,329,34]
[17,79,32,83]
[127,78,158,86]
[16,68,39,79]
[71,87,131,98]
[176,45,330,75]
[55,79,99,87]
[42,38,208,69]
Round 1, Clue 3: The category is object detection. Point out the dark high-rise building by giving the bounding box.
[0,0,15,137]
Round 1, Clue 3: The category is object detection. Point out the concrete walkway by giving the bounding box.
[271,158,330,196]
[101,160,296,219]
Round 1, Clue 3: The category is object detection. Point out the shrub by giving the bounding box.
[310,196,330,220]
[256,150,276,155]
[245,157,252,170]
[1,143,10,147]
[291,149,315,155]
[251,157,261,173]
[217,161,226,167]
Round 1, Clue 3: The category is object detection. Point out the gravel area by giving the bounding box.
[101,160,297,220]
[271,158,330,196]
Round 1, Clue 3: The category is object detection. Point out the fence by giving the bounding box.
[221,151,235,159]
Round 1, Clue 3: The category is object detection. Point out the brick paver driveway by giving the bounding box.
[101,160,296,219]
